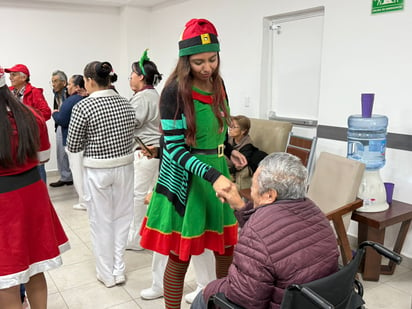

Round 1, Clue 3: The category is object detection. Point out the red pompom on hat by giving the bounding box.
[179,18,220,57]
[5,64,30,77]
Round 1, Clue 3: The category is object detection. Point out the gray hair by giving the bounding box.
[17,72,29,82]
[52,70,67,82]
[257,152,307,199]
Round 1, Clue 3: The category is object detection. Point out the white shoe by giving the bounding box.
[97,275,116,288]
[185,286,203,304]
[115,275,126,285]
[140,287,163,300]
[125,245,144,251]
[73,203,87,210]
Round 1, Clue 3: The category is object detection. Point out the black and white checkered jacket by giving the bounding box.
[67,89,136,168]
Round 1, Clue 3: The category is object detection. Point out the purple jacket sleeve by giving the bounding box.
[203,220,274,309]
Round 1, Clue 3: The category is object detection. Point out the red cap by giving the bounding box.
[5,64,30,77]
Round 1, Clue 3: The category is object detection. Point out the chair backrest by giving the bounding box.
[307,152,365,264]
[235,118,292,198]
[307,152,364,220]
[286,132,317,177]
[248,118,293,155]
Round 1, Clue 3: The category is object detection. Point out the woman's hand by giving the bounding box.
[230,150,247,170]
[216,183,246,211]
[213,175,234,198]
[144,192,153,205]
[142,145,158,159]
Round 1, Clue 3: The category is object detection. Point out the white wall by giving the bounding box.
[0,4,149,170]
[2,0,412,253]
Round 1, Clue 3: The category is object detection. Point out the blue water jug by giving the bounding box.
[347,114,388,170]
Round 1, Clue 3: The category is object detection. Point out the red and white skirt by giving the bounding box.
[0,167,70,289]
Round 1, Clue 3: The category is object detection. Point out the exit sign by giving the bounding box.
[372,0,404,14]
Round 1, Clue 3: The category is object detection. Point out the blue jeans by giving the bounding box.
[20,284,25,302]
[38,164,46,183]
[191,291,207,309]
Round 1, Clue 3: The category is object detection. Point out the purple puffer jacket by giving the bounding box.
[204,198,339,309]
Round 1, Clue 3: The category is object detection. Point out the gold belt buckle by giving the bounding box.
[217,144,224,157]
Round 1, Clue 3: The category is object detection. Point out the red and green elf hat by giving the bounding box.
[179,18,220,57]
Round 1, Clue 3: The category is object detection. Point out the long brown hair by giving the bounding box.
[164,53,229,146]
[0,85,39,168]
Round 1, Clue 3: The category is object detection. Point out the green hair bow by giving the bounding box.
[139,49,150,76]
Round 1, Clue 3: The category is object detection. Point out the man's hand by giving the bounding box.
[230,150,247,170]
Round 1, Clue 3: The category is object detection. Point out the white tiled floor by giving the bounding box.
[44,174,196,309]
[43,174,412,309]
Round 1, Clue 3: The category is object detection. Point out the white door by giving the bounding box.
[268,9,324,137]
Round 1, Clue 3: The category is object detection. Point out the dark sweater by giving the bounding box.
[52,94,84,145]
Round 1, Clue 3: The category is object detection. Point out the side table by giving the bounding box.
[351,200,412,281]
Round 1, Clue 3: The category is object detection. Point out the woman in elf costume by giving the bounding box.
[140,19,246,308]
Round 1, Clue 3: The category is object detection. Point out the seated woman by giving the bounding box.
[227,115,267,190]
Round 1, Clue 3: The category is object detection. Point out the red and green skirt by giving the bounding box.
[140,153,238,261]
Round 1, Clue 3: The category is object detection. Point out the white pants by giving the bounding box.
[66,149,88,207]
[151,250,216,291]
[84,164,134,283]
[127,151,159,249]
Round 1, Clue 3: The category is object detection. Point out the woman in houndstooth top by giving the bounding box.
[67,61,136,288]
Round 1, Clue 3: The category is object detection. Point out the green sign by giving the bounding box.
[372,0,404,14]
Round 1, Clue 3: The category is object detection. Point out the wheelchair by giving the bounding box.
[210,241,402,309]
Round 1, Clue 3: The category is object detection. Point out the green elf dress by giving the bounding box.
[140,81,238,261]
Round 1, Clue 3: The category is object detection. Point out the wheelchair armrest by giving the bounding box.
[211,292,245,309]
[287,284,334,309]
[359,241,402,264]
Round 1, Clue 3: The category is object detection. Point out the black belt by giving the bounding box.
[191,144,224,157]
[0,167,40,193]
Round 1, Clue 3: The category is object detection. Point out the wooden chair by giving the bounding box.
[286,132,317,178]
[307,152,365,265]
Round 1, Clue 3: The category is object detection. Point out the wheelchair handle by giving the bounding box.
[359,241,402,265]
[290,285,334,309]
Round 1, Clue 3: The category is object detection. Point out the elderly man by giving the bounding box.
[5,64,51,182]
[50,70,73,187]
[5,64,51,121]
[191,152,339,309]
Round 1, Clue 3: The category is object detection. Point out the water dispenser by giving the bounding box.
[347,95,389,212]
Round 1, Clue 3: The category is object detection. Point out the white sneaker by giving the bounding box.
[73,203,87,210]
[115,275,126,285]
[185,286,203,304]
[97,275,116,288]
[125,245,144,251]
[140,287,163,300]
